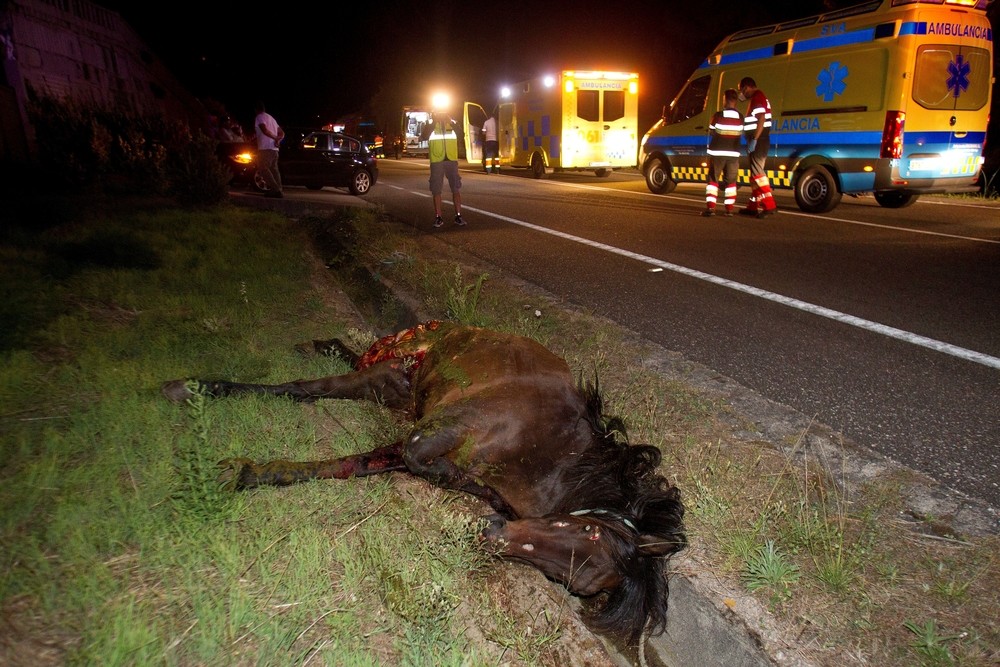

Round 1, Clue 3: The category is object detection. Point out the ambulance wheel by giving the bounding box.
[644,157,677,194]
[794,165,841,213]
[531,153,546,178]
[874,192,917,209]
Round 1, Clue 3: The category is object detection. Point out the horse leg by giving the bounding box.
[402,428,517,518]
[220,441,407,490]
[161,361,410,408]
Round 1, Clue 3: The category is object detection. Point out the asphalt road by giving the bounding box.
[265,159,1000,510]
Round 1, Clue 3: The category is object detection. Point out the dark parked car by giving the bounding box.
[253,130,378,196]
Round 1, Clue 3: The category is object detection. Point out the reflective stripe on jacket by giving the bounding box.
[708,109,744,158]
[743,90,772,136]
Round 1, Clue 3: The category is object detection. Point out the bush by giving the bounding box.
[165,132,232,206]
[26,92,228,205]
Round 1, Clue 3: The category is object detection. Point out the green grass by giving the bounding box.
[0,203,576,665]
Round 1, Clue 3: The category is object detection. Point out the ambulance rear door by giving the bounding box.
[902,6,992,182]
[564,73,639,170]
[463,102,487,164]
[498,102,515,165]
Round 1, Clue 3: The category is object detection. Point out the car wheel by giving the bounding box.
[874,191,917,208]
[644,157,676,194]
[794,165,842,213]
[530,153,546,179]
[349,169,372,195]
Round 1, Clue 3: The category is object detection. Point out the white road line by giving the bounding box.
[486,175,999,244]
[418,190,1000,370]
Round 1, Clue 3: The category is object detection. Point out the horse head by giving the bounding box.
[480,489,686,644]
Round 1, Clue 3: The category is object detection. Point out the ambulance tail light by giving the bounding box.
[880,111,905,159]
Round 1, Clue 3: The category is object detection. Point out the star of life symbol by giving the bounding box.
[947,54,970,99]
[816,61,848,102]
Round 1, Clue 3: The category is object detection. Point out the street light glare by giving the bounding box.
[431,92,451,110]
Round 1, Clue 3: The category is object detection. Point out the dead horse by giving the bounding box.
[162,320,686,644]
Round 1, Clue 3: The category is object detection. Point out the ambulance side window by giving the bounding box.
[578,90,599,121]
[667,75,710,124]
[604,91,625,122]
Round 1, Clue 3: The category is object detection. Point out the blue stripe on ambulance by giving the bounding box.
[521,116,560,159]
[702,26,883,68]
[701,22,993,71]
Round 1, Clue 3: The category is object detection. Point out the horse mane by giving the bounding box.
[561,378,687,644]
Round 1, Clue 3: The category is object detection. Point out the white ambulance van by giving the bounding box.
[464,70,640,177]
[639,0,993,212]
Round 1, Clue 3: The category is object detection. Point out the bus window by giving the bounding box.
[913,45,991,111]
[578,90,600,121]
[604,90,625,122]
[667,75,711,124]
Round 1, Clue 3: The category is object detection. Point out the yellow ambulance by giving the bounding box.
[464,70,640,177]
[639,0,993,212]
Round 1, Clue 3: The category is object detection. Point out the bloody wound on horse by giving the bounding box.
[162,321,686,644]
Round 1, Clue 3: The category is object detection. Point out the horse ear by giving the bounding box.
[637,534,684,556]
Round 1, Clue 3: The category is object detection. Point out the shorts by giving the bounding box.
[429,160,461,195]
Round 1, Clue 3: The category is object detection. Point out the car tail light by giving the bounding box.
[880,111,905,159]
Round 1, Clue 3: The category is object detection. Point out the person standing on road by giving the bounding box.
[738,77,777,218]
[254,101,285,198]
[482,109,499,174]
[702,89,743,217]
[421,109,465,227]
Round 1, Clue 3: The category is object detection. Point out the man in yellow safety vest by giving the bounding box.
[422,110,466,227]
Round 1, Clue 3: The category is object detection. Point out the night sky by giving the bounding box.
[99,0,997,136]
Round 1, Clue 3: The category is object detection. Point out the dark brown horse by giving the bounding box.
[162,321,686,644]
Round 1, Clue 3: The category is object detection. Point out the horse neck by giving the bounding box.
[554,436,635,515]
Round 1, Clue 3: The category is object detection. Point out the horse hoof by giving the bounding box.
[161,379,194,402]
[217,457,256,490]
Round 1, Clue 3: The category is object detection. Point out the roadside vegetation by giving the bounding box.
[1,192,997,666]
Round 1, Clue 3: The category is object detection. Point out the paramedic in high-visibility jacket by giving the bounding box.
[421,110,466,228]
[738,77,778,218]
[703,88,743,217]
